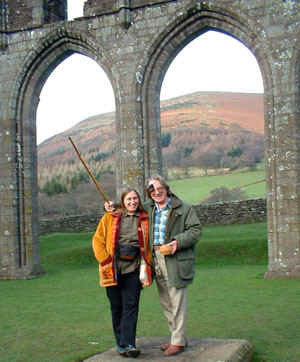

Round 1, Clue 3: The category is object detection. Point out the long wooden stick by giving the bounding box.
[68,136,110,202]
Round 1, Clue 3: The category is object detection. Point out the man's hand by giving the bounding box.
[160,240,177,255]
[169,240,178,254]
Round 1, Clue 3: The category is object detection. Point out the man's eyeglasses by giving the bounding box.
[147,184,155,193]
[147,184,165,193]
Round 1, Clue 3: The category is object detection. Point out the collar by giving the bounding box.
[123,211,139,217]
[154,198,171,211]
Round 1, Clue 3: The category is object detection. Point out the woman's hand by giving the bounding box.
[104,200,115,212]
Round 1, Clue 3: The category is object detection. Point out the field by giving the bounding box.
[1,223,300,362]
[38,167,267,218]
[169,169,266,204]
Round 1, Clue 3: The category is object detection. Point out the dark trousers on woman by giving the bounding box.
[106,270,141,348]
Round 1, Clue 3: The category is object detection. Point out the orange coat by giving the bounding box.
[92,210,152,288]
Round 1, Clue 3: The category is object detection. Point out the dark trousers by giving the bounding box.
[106,270,141,347]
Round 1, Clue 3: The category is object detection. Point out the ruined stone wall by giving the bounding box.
[1,0,300,279]
[83,0,169,16]
[7,0,37,30]
[44,0,67,24]
[5,0,67,31]
[84,0,117,16]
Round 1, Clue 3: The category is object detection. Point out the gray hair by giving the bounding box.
[145,174,172,198]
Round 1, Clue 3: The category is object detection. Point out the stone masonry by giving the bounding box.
[0,0,300,279]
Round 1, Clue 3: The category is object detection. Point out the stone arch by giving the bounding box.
[14,26,116,120]
[136,5,279,275]
[10,26,116,279]
[137,5,272,181]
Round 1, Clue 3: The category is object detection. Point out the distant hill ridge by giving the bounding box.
[37,91,264,178]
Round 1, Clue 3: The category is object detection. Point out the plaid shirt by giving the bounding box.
[153,198,171,245]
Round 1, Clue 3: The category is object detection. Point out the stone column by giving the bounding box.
[0,113,44,279]
[264,53,300,279]
[113,74,146,196]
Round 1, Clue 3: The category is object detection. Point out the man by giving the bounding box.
[143,174,201,356]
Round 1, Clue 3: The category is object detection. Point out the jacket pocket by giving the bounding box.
[176,253,195,280]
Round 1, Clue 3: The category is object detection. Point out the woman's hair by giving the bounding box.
[120,188,144,213]
[145,174,172,198]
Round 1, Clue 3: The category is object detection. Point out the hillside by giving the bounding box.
[37,91,264,186]
[160,91,263,133]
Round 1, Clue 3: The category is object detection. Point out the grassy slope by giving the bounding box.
[1,224,300,361]
[169,169,266,204]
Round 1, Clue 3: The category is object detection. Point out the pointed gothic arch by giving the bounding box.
[138,4,271,177]
[136,5,288,278]
[8,27,116,279]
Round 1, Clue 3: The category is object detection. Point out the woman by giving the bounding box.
[92,189,152,358]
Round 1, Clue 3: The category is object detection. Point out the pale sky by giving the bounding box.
[36,2,264,144]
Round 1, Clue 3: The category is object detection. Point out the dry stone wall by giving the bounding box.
[39,199,267,235]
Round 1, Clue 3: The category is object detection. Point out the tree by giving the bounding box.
[161,132,172,148]
[41,177,68,196]
[88,151,110,163]
[227,146,243,158]
[71,175,79,190]
[198,147,225,174]
[182,146,194,176]
[183,146,193,158]
[202,186,247,204]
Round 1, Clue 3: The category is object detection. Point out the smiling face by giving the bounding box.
[148,179,168,207]
[123,190,140,214]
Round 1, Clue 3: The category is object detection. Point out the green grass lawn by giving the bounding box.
[1,223,299,361]
[169,169,266,204]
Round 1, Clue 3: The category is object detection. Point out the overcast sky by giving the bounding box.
[36,2,264,144]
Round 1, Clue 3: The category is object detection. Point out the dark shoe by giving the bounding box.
[117,345,127,357]
[163,344,185,357]
[160,343,170,351]
[125,345,140,358]
[184,337,188,348]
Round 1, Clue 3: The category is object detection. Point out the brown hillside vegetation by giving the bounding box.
[37,91,264,217]
[160,91,263,133]
[37,91,264,187]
